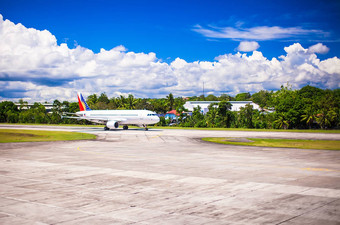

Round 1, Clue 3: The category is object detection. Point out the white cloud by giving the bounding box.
[0,14,339,102]
[237,41,260,52]
[307,43,330,54]
[193,24,328,41]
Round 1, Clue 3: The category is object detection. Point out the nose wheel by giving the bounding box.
[123,125,129,130]
[143,125,148,131]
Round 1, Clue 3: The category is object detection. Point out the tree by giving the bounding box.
[316,90,338,129]
[238,104,254,128]
[206,94,218,101]
[251,90,273,110]
[298,85,323,100]
[98,93,110,104]
[52,100,62,112]
[218,94,231,101]
[198,95,206,101]
[252,110,271,129]
[215,101,233,127]
[301,106,317,129]
[0,101,19,122]
[191,106,206,127]
[270,84,303,129]
[95,102,109,110]
[69,102,80,113]
[166,93,174,111]
[205,103,218,127]
[316,109,336,129]
[19,110,34,123]
[149,98,167,114]
[173,97,185,111]
[274,112,290,129]
[176,105,189,124]
[87,94,98,108]
[50,100,62,124]
[125,94,138,109]
[6,110,19,123]
[115,95,126,109]
[135,99,151,110]
[235,92,251,101]
[18,103,46,124]
[31,103,47,124]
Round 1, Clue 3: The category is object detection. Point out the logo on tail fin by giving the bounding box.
[77,92,91,111]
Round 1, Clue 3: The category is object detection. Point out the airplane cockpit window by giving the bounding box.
[147,114,158,116]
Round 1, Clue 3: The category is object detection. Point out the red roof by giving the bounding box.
[166,110,180,116]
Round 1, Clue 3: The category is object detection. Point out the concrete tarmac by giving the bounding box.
[0,125,340,224]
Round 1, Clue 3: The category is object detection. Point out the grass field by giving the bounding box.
[202,137,340,150]
[1,123,340,133]
[0,129,96,143]
[0,123,103,127]
[151,126,340,133]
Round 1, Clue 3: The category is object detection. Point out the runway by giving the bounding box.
[0,125,340,224]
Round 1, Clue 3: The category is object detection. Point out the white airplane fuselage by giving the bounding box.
[75,109,160,128]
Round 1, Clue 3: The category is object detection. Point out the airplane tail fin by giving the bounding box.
[77,92,92,111]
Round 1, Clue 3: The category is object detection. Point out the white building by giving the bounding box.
[183,101,260,114]
[14,103,54,112]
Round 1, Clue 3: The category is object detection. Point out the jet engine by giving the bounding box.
[106,121,119,129]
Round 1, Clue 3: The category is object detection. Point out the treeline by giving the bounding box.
[175,85,339,129]
[0,85,339,129]
[0,100,87,125]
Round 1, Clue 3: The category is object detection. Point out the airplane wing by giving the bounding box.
[63,112,78,115]
[62,114,127,124]
[86,117,128,126]
[61,115,83,120]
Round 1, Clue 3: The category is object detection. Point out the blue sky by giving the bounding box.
[0,0,339,101]
[1,0,339,62]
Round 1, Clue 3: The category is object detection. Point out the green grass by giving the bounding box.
[0,123,103,127]
[201,137,340,150]
[0,123,144,129]
[151,126,340,133]
[2,123,340,133]
[0,129,96,143]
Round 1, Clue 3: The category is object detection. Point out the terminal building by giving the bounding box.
[183,101,260,114]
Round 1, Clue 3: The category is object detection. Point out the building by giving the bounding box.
[164,110,180,123]
[14,103,54,113]
[183,101,260,114]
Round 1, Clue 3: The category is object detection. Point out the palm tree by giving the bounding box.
[166,93,174,111]
[116,95,126,109]
[274,112,289,129]
[125,94,138,109]
[316,109,336,129]
[301,107,316,129]
[206,103,218,127]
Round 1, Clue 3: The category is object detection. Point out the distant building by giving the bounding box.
[183,101,260,114]
[14,102,54,113]
[165,110,180,121]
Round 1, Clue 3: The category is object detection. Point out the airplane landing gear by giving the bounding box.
[143,124,148,131]
[104,126,110,131]
[123,125,129,130]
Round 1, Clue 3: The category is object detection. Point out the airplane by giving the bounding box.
[63,92,160,131]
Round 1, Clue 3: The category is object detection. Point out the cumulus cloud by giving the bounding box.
[0,14,339,102]
[237,41,260,52]
[307,43,330,54]
[193,24,328,40]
